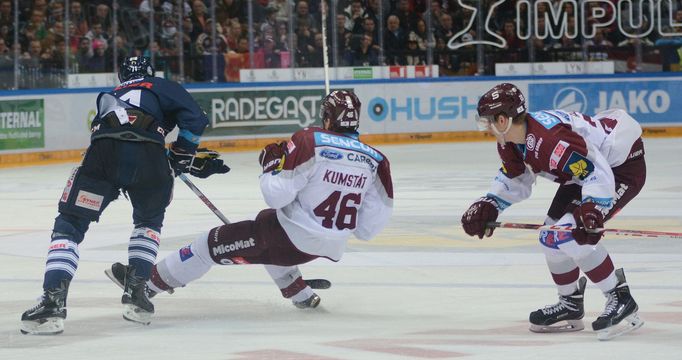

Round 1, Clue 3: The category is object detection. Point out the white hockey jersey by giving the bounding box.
[487,109,642,212]
[260,128,393,261]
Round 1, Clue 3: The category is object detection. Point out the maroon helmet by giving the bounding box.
[320,90,361,132]
[476,83,527,130]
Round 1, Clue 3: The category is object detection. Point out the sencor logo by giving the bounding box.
[553,87,587,113]
[320,149,343,160]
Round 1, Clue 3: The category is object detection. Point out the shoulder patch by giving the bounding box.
[530,111,561,129]
[562,151,594,180]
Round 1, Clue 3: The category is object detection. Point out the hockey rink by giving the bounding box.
[1,139,681,360]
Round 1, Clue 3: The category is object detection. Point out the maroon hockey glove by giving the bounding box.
[572,202,605,245]
[461,197,499,239]
[259,141,287,173]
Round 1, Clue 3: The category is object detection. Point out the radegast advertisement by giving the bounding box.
[529,80,681,124]
[356,82,490,133]
[0,99,44,150]
[193,89,328,136]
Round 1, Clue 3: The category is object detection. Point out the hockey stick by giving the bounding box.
[178,173,231,225]
[178,173,331,289]
[487,221,682,239]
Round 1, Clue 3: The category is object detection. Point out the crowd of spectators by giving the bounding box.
[2,0,682,88]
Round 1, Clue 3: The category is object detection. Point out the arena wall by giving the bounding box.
[1,74,681,167]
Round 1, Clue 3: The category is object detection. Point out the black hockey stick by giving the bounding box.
[178,173,331,290]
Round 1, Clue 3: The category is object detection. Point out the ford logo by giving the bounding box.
[320,149,343,160]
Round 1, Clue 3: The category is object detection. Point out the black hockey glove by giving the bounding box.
[189,148,230,178]
[461,197,499,239]
[167,145,194,176]
[259,141,287,174]
[572,202,605,245]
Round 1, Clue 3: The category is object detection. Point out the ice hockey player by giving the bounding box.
[105,90,393,311]
[461,83,645,341]
[20,56,229,335]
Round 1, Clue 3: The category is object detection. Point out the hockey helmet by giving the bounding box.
[320,90,361,132]
[476,83,527,131]
[118,56,155,82]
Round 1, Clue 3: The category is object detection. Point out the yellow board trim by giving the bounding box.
[2,127,681,168]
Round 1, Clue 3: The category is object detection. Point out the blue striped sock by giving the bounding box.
[128,227,160,279]
[43,234,80,290]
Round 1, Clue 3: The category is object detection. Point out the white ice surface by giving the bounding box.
[1,139,681,360]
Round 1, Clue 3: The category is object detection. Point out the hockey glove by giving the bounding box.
[572,202,605,245]
[461,197,499,239]
[259,141,287,174]
[167,145,194,176]
[189,148,230,179]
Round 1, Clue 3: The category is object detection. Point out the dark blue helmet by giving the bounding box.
[118,56,155,82]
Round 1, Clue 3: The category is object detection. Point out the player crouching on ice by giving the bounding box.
[105,90,393,312]
[461,83,645,341]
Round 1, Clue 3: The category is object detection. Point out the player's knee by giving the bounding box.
[53,214,90,243]
[206,221,259,264]
[188,231,213,264]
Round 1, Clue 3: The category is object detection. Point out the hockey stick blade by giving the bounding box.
[487,222,682,239]
[305,279,331,290]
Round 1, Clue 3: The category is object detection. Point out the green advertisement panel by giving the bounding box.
[0,99,45,150]
[192,89,328,137]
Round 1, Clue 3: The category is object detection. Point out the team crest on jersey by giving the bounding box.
[562,152,594,180]
[525,134,536,151]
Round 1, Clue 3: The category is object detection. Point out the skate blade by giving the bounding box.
[122,304,152,325]
[597,313,644,341]
[20,318,64,335]
[529,319,585,333]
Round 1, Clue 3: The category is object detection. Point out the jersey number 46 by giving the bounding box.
[313,191,361,230]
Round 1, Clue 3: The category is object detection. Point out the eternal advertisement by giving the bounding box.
[0,99,45,150]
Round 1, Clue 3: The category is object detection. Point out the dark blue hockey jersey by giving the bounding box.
[91,76,208,152]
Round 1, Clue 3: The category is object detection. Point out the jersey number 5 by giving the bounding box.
[313,191,361,230]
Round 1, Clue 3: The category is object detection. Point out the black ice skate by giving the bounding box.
[592,268,644,341]
[20,279,70,335]
[105,262,173,298]
[529,276,586,333]
[121,265,155,325]
[293,293,321,309]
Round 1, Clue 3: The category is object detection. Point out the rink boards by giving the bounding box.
[1,73,682,167]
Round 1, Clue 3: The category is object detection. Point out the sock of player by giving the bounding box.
[127,227,161,279]
[265,264,314,302]
[42,232,80,290]
[574,244,617,293]
[148,232,214,293]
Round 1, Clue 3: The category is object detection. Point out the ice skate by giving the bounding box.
[529,277,586,333]
[20,279,70,335]
[121,265,155,325]
[293,293,321,309]
[593,268,644,341]
[105,262,173,297]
